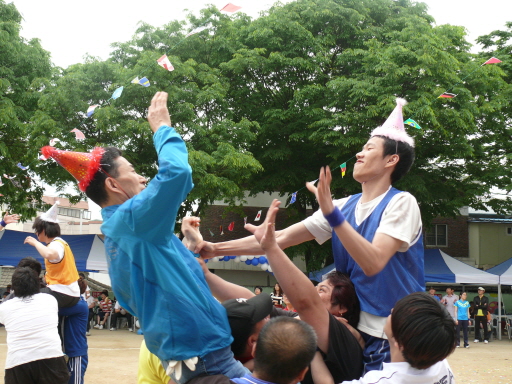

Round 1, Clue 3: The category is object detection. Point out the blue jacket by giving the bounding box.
[101,125,233,361]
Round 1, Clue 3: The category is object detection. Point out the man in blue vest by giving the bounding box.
[197,98,424,372]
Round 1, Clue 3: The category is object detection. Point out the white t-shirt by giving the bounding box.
[442,294,459,320]
[341,360,455,384]
[0,293,64,369]
[47,238,80,297]
[114,301,127,315]
[302,187,422,338]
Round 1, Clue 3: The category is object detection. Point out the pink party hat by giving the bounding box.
[370,98,414,147]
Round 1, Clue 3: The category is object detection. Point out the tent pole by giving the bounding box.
[498,283,502,340]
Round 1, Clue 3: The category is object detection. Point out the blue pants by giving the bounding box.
[361,333,390,373]
[67,355,88,384]
[161,345,250,384]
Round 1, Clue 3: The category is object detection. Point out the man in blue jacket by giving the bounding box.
[41,92,247,383]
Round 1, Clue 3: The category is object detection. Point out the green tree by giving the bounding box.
[0,0,53,217]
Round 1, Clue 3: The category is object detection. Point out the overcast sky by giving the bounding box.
[10,0,511,68]
[10,0,511,218]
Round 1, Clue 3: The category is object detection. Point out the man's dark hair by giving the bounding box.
[12,267,40,298]
[101,289,109,297]
[17,257,42,277]
[254,317,317,384]
[392,292,456,369]
[32,216,61,238]
[324,271,360,328]
[374,135,415,183]
[85,147,123,206]
[79,273,85,279]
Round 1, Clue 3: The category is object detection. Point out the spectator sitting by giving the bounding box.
[271,283,283,307]
[86,293,96,336]
[254,286,263,295]
[94,290,112,329]
[282,293,297,313]
[110,300,134,331]
[494,302,505,316]
[0,267,69,383]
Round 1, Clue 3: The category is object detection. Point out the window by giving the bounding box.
[425,224,447,246]
[507,227,512,236]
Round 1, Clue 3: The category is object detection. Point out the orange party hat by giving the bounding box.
[41,146,105,191]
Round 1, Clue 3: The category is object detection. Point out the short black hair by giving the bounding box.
[12,267,40,298]
[373,135,415,183]
[85,147,123,206]
[32,216,61,238]
[392,292,455,369]
[17,257,42,276]
[78,273,85,278]
[101,290,109,297]
[254,317,317,384]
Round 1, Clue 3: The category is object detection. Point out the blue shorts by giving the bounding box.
[361,333,390,373]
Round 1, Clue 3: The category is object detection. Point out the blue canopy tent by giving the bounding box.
[310,249,499,285]
[0,229,107,272]
[487,257,512,286]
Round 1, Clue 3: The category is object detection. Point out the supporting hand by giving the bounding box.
[147,92,172,133]
[306,166,335,215]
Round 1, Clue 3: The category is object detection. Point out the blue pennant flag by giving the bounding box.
[290,192,297,204]
[111,86,124,100]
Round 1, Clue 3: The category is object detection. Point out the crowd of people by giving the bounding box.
[0,91,483,384]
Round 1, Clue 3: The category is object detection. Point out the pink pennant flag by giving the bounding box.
[220,3,242,12]
[157,55,174,71]
[49,138,61,147]
[71,128,85,140]
[228,222,235,231]
[483,57,502,65]
[254,210,262,221]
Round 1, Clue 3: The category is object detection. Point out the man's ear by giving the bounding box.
[250,339,257,359]
[104,177,121,195]
[296,366,309,382]
[386,154,399,167]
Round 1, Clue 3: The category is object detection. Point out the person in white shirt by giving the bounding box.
[310,292,456,384]
[441,287,459,321]
[0,267,69,384]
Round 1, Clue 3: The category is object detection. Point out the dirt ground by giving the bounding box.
[0,327,510,383]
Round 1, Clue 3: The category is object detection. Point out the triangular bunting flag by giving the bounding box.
[87,105,99,117]
[111,86,124,100]
[16,163,28,170]
[186,26,208,37]
[220,3,242,12]
[254,210,262,221]
[483,57,502,65]
[49,138,61,147]
[404,119,421,129]
[71,128,85,140]
[220,225,224,235]
[244,217,247,225]
[438,93,456,99]
[228,222,235,231]
[340,163,347,178]
[290,192,297,204]
[209,229,214,237]
[157,55,174,71]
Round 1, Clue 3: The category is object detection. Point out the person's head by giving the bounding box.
[273,283,282,296]
[254,286,263,295]
[85,147,147,207]
[32,216,61,241]
[12,267,40,298]
[282,293,292,309]
[78,273,85,280]
[478,287,485,296]
[445,287,453,295]
[101,290,109,299]
[253,317,317,384]
[316,271,360,328]
[428,287,436,295]
[223,294,273,359]
[385,292,455,369]
[460,292,467,301]
[17,257,42,277]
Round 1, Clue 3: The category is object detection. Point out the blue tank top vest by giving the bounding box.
[332,187,425,317]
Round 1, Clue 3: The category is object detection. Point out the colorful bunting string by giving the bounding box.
[254,210,262,221]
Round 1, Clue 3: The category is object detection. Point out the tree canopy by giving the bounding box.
[2,0,511,270]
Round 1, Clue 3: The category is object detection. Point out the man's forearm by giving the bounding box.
[210,235,264,257]
[204,271,254,302]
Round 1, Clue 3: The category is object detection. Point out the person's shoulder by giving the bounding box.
[187,375,236,384]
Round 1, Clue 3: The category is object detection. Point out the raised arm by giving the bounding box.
[181,216,254,301]
[0,212,19,230]
[247,200,331,353]
[307,166,402,276]
[23,236,61,262]
[197,221,314,258]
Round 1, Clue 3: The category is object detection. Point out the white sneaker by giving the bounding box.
[110,327,116,331]
[456,345,460,348]
[465,345,469,349]
[474,339,479,343]
[93,324,100,329]
[484,340,488,344]
[99,325,103,330]
[128,328,133,332]
[86,332,91,336]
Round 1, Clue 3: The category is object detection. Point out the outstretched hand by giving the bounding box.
[181,216,202,252]
[147,92,172,133]
[3,212,20,225]
[306,166,335,215]
[245,199,280,251]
